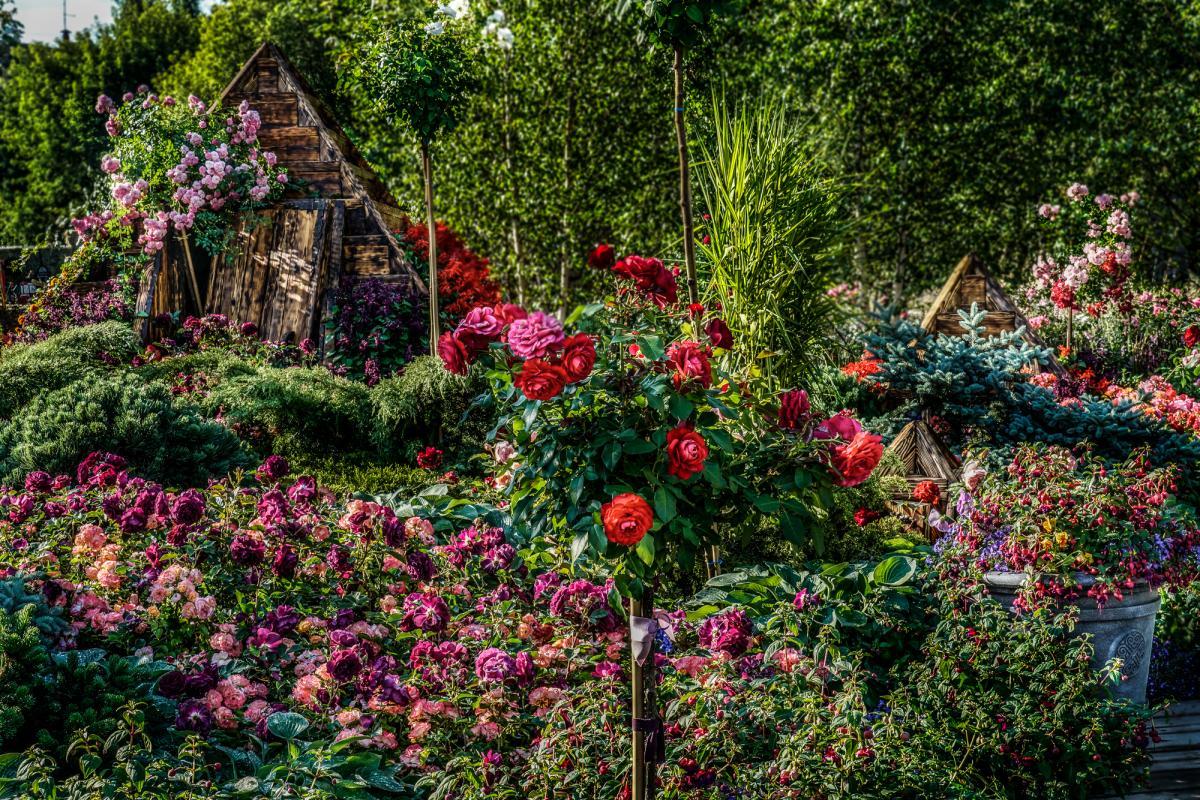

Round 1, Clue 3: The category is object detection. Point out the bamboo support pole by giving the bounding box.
[673,44,698,307]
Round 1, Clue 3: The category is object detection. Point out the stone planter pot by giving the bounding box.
[983,571,1160,704]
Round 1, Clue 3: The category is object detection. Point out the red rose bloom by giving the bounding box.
[589,243,616,271]
[613,255,678,308]
[828,431,884,487]
[665,424,709,481]
[438,332,471,375]
[417,446,444,470]
[558,333,596,382]
[912,480,940,505]
[1184,325,1200,349]
[666,341,712,390]
[601,493,654,547]
[853,508,882,526]
[777,389,811,430]
[513,359,569,401]
[705,318,734,349]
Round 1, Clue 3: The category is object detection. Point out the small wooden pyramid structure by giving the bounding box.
[879,419,962,540]
[922,254,1041,340]
[139,42,425,345]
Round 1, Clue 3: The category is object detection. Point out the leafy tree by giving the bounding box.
[715,0,1200,300]
[0,0,200,246]
[0,0,21,70]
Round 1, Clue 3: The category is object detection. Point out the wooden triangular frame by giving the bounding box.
[883,419,962,486]
[220,42,426,294]
[921,253,1062,373]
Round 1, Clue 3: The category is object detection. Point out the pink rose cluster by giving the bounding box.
[438,304,598,402]
[76,92,286,254]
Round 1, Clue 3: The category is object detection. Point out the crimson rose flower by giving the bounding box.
[813,412,862,442]
[558,333,596,382]
[666,424,709,481]
[601,493,654,547]
[438,331,471,375]
[589,243,616,271]
[613,254,678,308]
[666,340,712,390]
[1184,325,1200,349]
[705,318,734,349]
[514,359,569,401]
[829,431,884,487]
[777,389,811,430]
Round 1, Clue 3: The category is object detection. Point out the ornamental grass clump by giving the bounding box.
[939,445,1200,608]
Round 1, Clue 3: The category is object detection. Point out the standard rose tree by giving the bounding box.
[437,248,885,591]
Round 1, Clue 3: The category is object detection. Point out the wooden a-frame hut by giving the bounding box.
[137,42,425,345]
[879,419,962,540]
[920,253,1063,375]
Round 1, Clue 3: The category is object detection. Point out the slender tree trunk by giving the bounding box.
[502,51,526,306]
[630,585,658,800]
[558,87,576,319]
[674,44,698,306]
[422,141,439,353]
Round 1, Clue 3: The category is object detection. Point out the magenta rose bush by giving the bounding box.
[437,251,886,595]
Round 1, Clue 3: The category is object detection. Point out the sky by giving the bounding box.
[12,1,216,43]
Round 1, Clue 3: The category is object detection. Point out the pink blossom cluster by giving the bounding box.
[75,90,287,254]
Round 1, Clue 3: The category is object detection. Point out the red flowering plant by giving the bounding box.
[936,445,1200,609]
[438,251,884,595]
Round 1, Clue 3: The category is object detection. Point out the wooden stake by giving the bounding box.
[673,44,698,307]
[422,141,440,354]
[1066,307,1074,353]
[630,585,658,800]
[178,232,203,314]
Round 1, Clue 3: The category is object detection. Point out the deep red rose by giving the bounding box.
[666,340,712,390]
[853,508,882,526]
[559,333,596,382]
[417,446,444,470]
[705,318,734,349]
[1184,325,1200,349]
[666,424,709,481]
[777,389,811,430]
[601,493,654,547]
[438,331,471,375]
[513,359,569,401]
[829,431,884,488]
[912,480,940,505]
[589,243,616,271]
[613,255,678,308]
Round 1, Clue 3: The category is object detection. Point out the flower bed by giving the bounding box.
[0,453,1157,798]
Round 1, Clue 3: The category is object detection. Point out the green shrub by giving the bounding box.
[0,375,248,488]
[0,607,49,749]
[370,355,489,459]
[886,588,1154,799]
[288,454,443,498]
[0,577,69,641]
[199,366,372,460]
[131,348,260,385]
[0,321,140,418]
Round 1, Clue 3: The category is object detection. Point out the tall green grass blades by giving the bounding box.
[696,96,844,386]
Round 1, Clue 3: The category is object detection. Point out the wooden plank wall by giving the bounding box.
[205,202,335,343]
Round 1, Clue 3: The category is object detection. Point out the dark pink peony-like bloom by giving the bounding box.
[812,412,862,442]
[257,455,290,483]
[698,608,753,657]
[505,311,565,359]
[171,489,206,525]
[475,647,516,683]
[777,389,811,430]
[400,592,451,632]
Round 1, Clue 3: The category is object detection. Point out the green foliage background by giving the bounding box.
[1,0,1199,301]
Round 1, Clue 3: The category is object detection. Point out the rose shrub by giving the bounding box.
[437,252,886,593]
